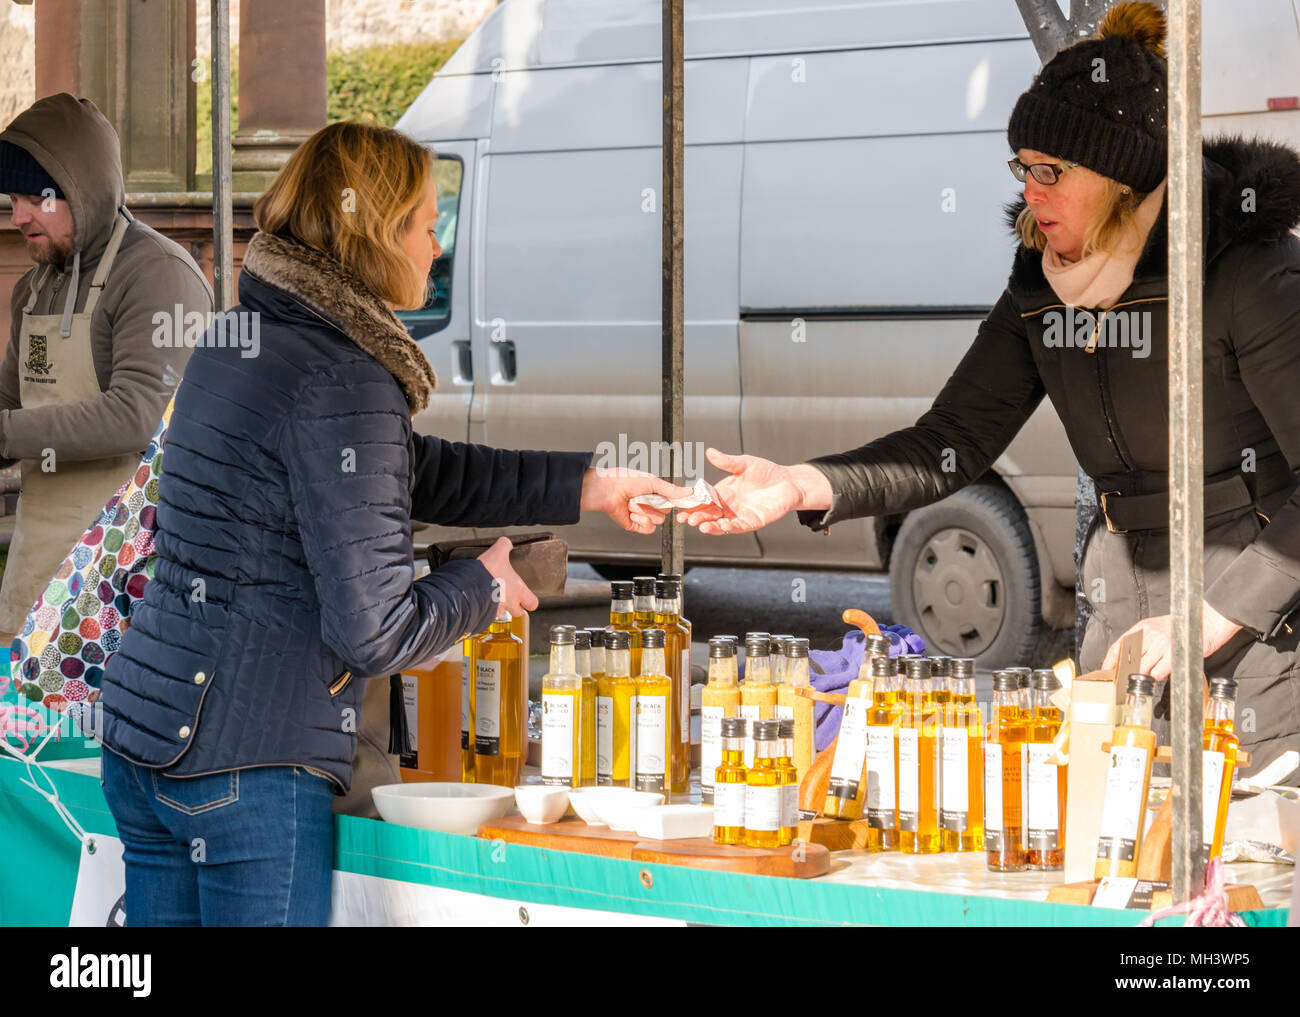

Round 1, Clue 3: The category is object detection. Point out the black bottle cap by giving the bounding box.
[606,630,631,651]
[864,634,891,656]
[992,670,1020,692]
[788,638,810,658]
[1127,673,1156,697]
[633,576,657,597]
[641,628,666,649]
[950,658,976,679]
[574,629,591,650]
[1209,677,1239,701]
[657,572,683,583]
[905,657,932,681]
[658,577,680,598]
[549,625,576,645]
[1032,669,1061,692]
[708,637,736,658]
[610,581,634,599]
[586,627,606,648]
[753,719,780,741]
[869,655,896,678]
[721,716,746,737]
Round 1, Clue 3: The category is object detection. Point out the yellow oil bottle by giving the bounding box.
[984,671,1028,871]
[776,717,799,846]
[823,632,892,819]
[575,629,597,787]
[740,633,777,768]
[1095,674,1158,880]
[597,628,638,787]
[1202,677,1240,867]
[700,636,740,804]
[940,657,984,852]
[865,655,901,851]
[712,716,748,844]
[658,573,694,793]
[541,625,582,788]
[744,720,784,848]
[460,636,475,781]
[898,657,941,854]
[1026,668,1065,870]
[776,637,815,782]
[654,578,691,795]
[630,575,659,676]
[608,581,641,677]
[472,613,526,787]
[635,628,673,799]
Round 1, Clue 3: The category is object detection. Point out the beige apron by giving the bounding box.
[0,213,141,634]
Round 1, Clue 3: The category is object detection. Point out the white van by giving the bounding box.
[395,0,1300,667]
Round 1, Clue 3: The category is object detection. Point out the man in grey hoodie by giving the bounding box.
[0,94,212,641]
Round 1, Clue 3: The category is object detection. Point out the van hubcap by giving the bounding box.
[911,527,1005,656]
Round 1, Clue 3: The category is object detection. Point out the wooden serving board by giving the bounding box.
[477,816,830,878]
[1047,880,1264,912]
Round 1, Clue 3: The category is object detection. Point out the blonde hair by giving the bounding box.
[1015,176,1148,259]
[254,121,433,309]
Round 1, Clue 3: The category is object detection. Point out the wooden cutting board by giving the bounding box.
[478,816,830,878]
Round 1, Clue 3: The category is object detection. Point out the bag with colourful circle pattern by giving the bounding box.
[6,396,174,729]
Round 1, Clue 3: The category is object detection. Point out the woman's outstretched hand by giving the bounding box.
[676,448,833,535]
[580,467,694,535]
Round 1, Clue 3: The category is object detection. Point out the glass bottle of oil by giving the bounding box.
[635,628,673,799]
[587,628,607,684]
[1202,677,1240,867]
[460,635,476,781]
[574,629,597,787]
[940,657,984,851]
[609,581,641,676]
[597,628,638,788]
[770,635,792,687]
[1095,673,1158,880]
[745,720,783,848]
[541,625,582,788]
[631,576,659,674]
[654,578,691,795]
[1026,669,1065,870]
[898,657,940,854]
[776,637,815,782]
[823,638,887,819]
[929,657,952,706]
[926,656,949,820]
[865,655,901,851]
[776,717,799,846]
[741,633,777,768]
[1013,668,1033,718]
[700,636,740,804]
[473,613,526,787]
[984,671,1028,871]
[712,716,748,845]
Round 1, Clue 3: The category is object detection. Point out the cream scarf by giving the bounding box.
[1041,179,1167,309]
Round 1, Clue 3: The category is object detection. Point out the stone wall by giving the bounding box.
[0,3,34,131]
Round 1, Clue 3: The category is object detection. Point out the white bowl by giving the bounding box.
[569,788,608,826]
[586,788,665,831]
[634,804,714,841]
[514,785,570,825]
[371,782,514,836]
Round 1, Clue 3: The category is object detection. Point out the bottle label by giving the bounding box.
[740,704,761,768]
[1026,742,1061,850]
[460,654,472,750]
[828,697,870,798]
[474,659,501,756]
[680,648,691,741]
[399,674,419,767]
[596,695,614,781]
[1097,744,1149,862]
[983,742,1003,843]
[897,727,919,831]
[628,695,638,783]
[775,703,795,721]
[781,781,799,831]
[939,726,969,830]
[865,724,896,828]
[714,781,746,829]
[700,705,724,789]
[541,692,575,785]
[745,783,782,832]
[635,693,669,792]
[1202,749,1226,848]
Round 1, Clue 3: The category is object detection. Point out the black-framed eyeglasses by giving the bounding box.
[1008,158,1079,185]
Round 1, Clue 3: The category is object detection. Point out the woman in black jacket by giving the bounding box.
[97,121,686,926]
[682,3,1300,779]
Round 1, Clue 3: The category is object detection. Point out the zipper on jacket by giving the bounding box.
[329,670,352,697]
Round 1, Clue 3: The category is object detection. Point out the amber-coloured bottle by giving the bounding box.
[1095,674,1157,880]
[472,613,526,787]
[712,716,748,845]
[654,577,691,795]
[700,636,740,804]
[744,720,784,848]
[1026,668,1065,870]
[898,657,940,854]
[575,629,597,787]
[541,625,582,788]
[823,633,891,819]
[984,671,1028,871]
[1202,677,1240,867]
[608,581,641,676]
[597,628,638,787]
[940,657,984,852]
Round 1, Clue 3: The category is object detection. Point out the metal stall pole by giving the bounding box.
[211,0,235,311]
[661,0,686,578]
[1167,0,1205,903]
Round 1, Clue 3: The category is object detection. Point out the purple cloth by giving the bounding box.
[809,625,925,752]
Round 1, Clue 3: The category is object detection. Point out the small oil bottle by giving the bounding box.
[940,657,984,852]
[654,578,691,796]
[473,613,526,787]
[865,654,900,851]
[740,633,777,768]
[587,627,607,684]
[823,634,890,819]
[575,629,597,787]
[1026,669,1065,869]
[631,576,659,675]
[460,636,476,781]
[776,637,815,782]
[1095,673,1158,880]
[597,628,638,787]
[608,581,641,675]
[700,636,740,804]
[770,635,793,687]
[1202,677,1240,866]
[1013,668,1033,718]
[635,628,673,799]
[898,657,941,854]
[541,625,582,788]
[929,657,952,707]
[744,719,784,848]
[984,671,1028,871]
[776,717,799,846]
[712,716,748,844]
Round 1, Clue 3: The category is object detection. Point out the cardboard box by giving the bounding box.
[1062,632,1143,883]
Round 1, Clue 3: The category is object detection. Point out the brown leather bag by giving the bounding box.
[425,531,569,597]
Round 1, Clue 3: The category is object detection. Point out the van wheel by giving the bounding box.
[888,485,1042,669]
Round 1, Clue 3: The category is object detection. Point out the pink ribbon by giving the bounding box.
[1139,857,1247,927]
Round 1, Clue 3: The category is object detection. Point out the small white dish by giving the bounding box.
[569,788,608,826]
[634,804,714,840]
[588,788,665,831]
[514,785,570,825]
[371,782,514,836]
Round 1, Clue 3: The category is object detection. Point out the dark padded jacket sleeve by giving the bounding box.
[409,432,591,527]
[798,288,1045,529]
[1205,241,1300,638]
[282,370,499,678]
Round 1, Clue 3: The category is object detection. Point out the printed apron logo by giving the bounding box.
[24,332,51,376]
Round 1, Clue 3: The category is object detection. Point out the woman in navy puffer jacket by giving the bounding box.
[96,122,684,926]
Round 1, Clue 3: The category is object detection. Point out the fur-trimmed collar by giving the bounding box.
[241,231,437,413]
[1004,135,1300,292]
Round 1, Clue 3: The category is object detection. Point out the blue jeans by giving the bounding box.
[100,749,335,926]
